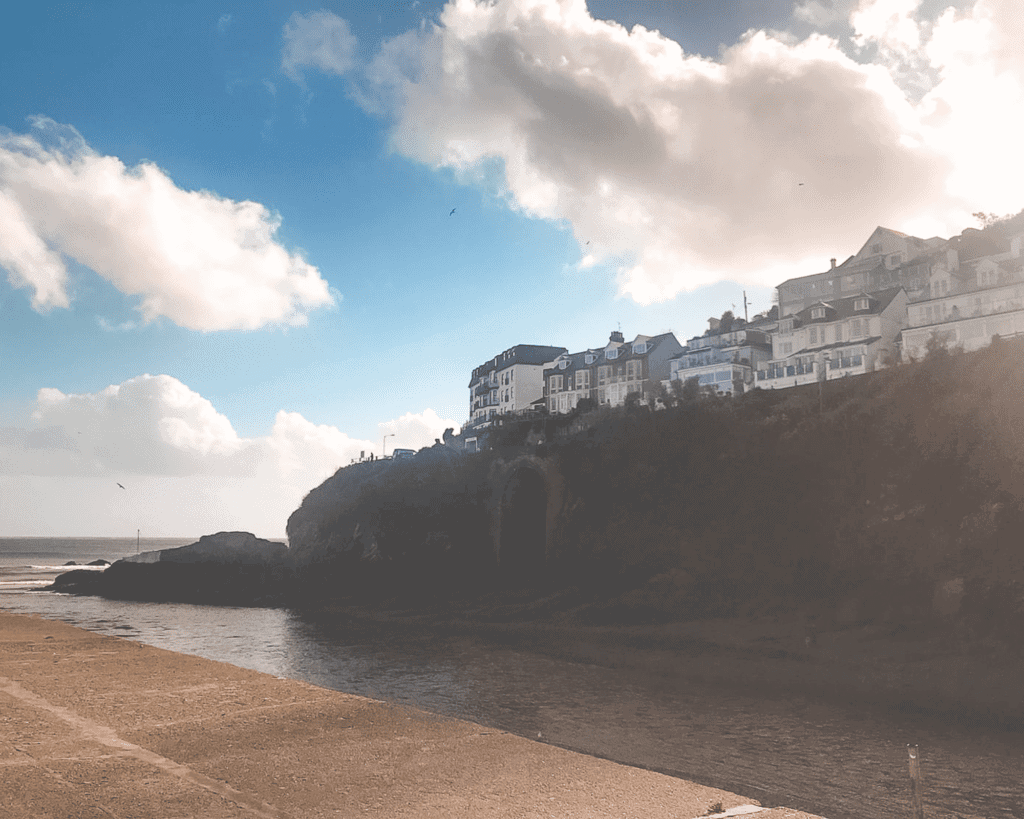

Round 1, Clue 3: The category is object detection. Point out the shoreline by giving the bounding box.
[36,560,1024,731]
[0,609,823,819]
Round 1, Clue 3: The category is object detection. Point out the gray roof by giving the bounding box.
[793,286,904,324]
[470,344,567,385]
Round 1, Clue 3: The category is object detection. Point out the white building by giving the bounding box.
[757,287,908,389]
[666,319,774,396]
[776,227,943,317]
[466,344,566,430]
[901,236,1024,359]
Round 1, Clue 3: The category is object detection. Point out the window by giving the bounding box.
[606,347,619,359]
[559,359,569,369]
[811,307,825,319]
[834,324,843,342]
[850,318,863,338]
[597,365,610,385]
[854,298,869,311]
[575,370,590,390]
[549,375,562,393]
[626,360,640,380]
[633,342,647,354]
[585,354,595,364]
[782,341,793,355]
[809,327,818,344]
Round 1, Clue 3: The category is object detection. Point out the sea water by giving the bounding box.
[2,537,1023,819]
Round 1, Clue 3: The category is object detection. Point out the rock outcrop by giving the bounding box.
[48,532,289,605]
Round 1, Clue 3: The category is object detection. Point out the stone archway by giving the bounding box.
[497,466,547,583]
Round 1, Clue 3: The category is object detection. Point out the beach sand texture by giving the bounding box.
[0,610,824,819]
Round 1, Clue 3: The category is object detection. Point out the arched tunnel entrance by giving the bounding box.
[498,467,547,585]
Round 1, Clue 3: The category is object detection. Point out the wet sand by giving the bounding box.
[0,610,824,819]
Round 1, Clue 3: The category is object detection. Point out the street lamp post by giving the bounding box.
[383,433,395,459]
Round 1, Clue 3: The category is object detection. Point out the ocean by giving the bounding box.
[0,536,194,592]
[2,537,1023,819]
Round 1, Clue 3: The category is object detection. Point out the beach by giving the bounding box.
[0,610,825,819]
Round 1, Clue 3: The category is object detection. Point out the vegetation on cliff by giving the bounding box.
[286,337,1024,649]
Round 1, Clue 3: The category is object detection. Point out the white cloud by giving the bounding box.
[915,0,1024,215]
[305,0,1022,303]
[0,117,335,330]
[282,10,358,83]
[0,374,454,536]
[378,408,460,452]
[851,0,923,52]
[217,13,233,34]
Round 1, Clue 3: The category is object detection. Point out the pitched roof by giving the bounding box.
[794,286,904,323]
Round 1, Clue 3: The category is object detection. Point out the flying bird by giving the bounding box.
[798,182,805,186]
[117,482,125,490]
[449,207,456,216]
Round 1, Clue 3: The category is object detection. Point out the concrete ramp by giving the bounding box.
[0,611,825,819]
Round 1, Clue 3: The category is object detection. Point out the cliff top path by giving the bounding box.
[0,610,823,819]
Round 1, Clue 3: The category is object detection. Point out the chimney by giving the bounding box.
[947,246,959,271]
[609,330,624,343]
[707,317,720,332]
[830,258,837,269]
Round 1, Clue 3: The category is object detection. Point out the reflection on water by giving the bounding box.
[3,591,1023,819]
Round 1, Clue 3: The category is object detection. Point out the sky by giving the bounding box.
[1,0,1022,538]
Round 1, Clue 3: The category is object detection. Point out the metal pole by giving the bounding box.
[908,744,925,819]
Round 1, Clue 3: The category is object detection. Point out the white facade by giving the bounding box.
[901,244,1024,359]
[777,227,940,317]
[757,289,908,389]
[468,345,566,429]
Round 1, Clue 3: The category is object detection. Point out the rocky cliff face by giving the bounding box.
[284,338,1024,645]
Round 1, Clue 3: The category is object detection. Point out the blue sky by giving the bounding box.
[2,0,1021,536]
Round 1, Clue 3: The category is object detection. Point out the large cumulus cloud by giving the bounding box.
[0,118,335,330]
[286,0,1023,302]
[0,375,457,536]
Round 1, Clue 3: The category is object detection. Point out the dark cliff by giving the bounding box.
[287,337,1024,647]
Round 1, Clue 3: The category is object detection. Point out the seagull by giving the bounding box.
[117,482,126,490]
[449,207,456,216]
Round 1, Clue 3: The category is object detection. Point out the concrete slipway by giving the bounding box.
[0,611,824,819]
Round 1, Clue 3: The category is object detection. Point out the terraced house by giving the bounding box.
[545,331,682,413]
